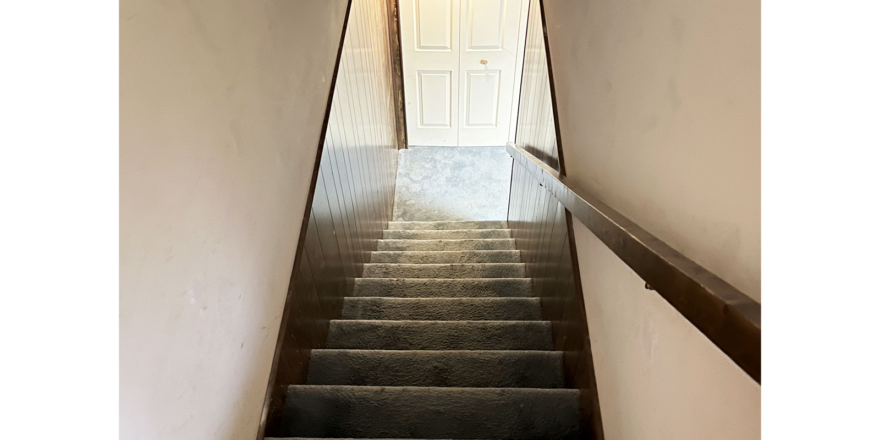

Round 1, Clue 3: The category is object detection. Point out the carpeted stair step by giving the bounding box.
[341,297,542,320]
[370,250,522,264]
[326,320,553,350]
[378,238,516,251]
[383,229,511,239]
[387,220,508,230]
[279,385,583,439]
[353,278,532,298]
[306,349,564,388]
[363,263,525,278]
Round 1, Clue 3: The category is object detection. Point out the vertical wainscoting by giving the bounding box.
[508,160,601,440]
[508,1,603,438]
[260,0,401,437]
[515,0,560,170]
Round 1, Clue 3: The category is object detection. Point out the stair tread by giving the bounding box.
[387,220,508,230]
[341,297,542,320]
[365,263,525,266]
[307,349,564,387]
[363,263,526,279]
[353,278,532,298]
[326,320,553,350]
[370,250,522,264]
[279,385,583,439]
[383,229,512,240]
[379,238,516,251]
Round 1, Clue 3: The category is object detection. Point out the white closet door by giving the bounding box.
[400,0,461,146]
[458,0,524,146]
[399,0,526,146]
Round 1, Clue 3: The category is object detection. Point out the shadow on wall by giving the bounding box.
[392,146,513,221]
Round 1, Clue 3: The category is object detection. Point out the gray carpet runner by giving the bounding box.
[273,221,584,440]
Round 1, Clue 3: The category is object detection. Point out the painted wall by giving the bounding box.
[535,0,761,438]
[544,0,761,302]
[574,222,760,440]
[119,1,348,439]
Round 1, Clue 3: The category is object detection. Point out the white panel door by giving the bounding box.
[400,0,526,146]
[458,0,524,146]
[400,0,461,146]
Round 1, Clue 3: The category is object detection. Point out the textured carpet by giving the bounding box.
[392,147,512,221]
[277,221,583,439]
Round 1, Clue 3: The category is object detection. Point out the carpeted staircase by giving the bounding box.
[273,221,584,440]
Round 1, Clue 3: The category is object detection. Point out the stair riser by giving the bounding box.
[280,385,583,439]
[369,250,522,264]
[341,297,542,320]
[353,278,533,298]
[363,263,525,279]
[378,239,516,251]
[307,350,564,388]
[383,229,512,239]
[387,221,508,230]
[326,320,553,350]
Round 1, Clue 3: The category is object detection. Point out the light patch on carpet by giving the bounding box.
[392,146,512,221]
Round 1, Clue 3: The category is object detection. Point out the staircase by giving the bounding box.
[273,221,584,440]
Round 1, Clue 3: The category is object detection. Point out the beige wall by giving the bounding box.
[574,222,760,440]
[119,1,348,439]
[544,0,761,302]
[540,0,761,438]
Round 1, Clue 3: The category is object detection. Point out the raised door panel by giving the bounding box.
[400,0,460,146]
[464,70,501,127]
[466,0,506,51]
[415,0,453,50]
[417,70,453,127]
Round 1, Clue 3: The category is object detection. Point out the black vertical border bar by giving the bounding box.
[255,1,354,438]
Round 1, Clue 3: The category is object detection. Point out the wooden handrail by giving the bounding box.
[507,143,761,383]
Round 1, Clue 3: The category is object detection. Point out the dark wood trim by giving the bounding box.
[538,0,566,175]
[255,2,354,438]
[507,143,762,383]
[388,0,408,149]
